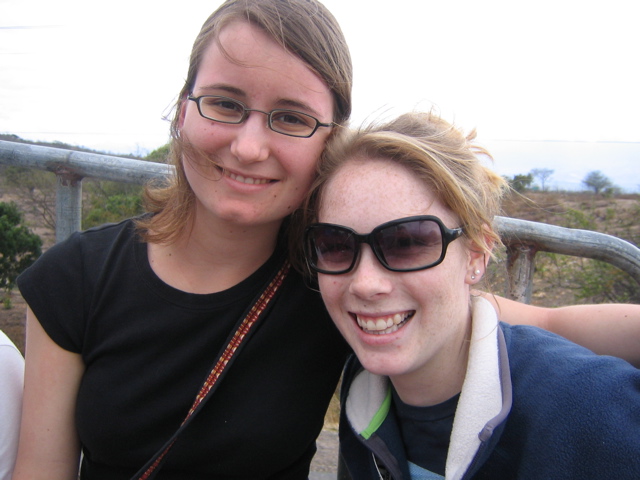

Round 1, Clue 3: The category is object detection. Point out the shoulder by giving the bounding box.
[0,331,22,480]
[0,330,24,408]
[57,217,139,254]
[18,218,139,283]
[0,330,23,370]
[500,322,640,433]
[501,321,598,362]
[502,321,638,381]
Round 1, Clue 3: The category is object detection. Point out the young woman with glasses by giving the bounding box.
[299,112,640,479]
[12,0,639,478]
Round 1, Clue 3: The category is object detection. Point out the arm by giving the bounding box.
[12,309,84,480]
[0,331,24,480]
[477,292,640,368]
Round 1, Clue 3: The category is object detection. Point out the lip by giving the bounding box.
[349,310,414,342]
[218,165,277,189]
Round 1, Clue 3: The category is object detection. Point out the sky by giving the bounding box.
[1,0,639,191]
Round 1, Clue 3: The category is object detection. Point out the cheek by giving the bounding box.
[278,142,323,193]
[318,276,346,312]
[288,131,329,172]
[181,106,232,150]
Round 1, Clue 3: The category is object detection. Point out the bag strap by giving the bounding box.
[131,259,291,480]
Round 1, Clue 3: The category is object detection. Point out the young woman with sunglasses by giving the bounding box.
[300,112,640,479]
[12,1,639,478]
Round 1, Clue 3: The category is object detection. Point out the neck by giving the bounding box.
[149,212,283,294]
[391,316,472,407]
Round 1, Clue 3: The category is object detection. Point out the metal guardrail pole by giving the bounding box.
[2,140,640,302]
[0,140,173,241]
[55,171,83,243]
[0,140,172,184]
[495,216,640,302]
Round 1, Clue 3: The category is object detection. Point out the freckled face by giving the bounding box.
[317,158,474,384]
[179,21,334,229]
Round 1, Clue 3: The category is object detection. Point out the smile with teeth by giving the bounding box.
[354,311,414,335]
[224,168,272,185]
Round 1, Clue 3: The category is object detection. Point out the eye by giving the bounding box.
[378,222,443,262]
[270,110,316,133]
[200,97,244,120]
[312,229,355,265]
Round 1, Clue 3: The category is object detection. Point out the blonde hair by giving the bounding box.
[292,112,508,271]
[137,0,353,244]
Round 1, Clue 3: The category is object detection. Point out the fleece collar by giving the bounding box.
[344,296,512,480]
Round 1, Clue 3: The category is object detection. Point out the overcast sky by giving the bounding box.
[1,0,638,191]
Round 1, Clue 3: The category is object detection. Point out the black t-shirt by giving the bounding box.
[392,387,458,475]
[18,219,350,479]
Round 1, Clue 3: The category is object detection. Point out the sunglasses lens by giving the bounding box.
[375,220,443,270]
[306,218,451,274]
[308,226,356,273]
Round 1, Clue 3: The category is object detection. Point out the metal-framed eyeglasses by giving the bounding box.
[304,215,464,274]
[187,94,335,138]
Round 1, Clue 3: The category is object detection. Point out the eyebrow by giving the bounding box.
[194,83,324,117]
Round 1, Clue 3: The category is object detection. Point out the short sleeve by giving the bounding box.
[17,231,91,353]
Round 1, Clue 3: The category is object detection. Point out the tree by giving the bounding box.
[0,202,42,302]
[3,166,57,230]
[582,170,613,195]
[530,168,554,191]
[145,144,171,163]
[507,173,534,193]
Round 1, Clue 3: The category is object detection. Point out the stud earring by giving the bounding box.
[471,269,481,280]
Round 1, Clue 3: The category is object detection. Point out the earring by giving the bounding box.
[471,269,481,280]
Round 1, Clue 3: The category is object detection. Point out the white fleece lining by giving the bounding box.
[345,370,390,435]
[445,297,502,480]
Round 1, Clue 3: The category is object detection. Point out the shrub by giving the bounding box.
[0,202,42,300]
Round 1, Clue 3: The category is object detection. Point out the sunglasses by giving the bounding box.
[304,215,464,275]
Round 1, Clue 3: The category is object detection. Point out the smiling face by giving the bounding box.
[317,157,482,404]
[179,21,334,230]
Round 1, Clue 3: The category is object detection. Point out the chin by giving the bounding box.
[353,349,411,378]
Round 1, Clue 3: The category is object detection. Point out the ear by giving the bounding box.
[465,227,494,285]
[177,95,189,131]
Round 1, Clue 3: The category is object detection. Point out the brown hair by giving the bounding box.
[292,112,508,272]
[137,0,353,244]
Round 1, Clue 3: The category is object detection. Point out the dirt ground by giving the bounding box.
[310,428,339,474]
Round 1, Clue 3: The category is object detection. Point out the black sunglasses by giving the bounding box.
[304,215,464,275]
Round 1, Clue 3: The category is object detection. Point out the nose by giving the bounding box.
[230,112,271,164]
[348,245,394,300]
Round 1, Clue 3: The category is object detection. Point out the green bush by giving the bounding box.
[83,180,144,228]
[533,205,640,304]
[0,202,42,298]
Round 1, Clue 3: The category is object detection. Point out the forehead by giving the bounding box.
[194,21,332,110]
[318,157,454,232]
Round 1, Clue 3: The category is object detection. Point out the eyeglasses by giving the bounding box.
[304,215,464,275]
[187,94,335,138]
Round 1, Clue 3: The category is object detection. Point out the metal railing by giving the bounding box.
[2,139,640,303]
